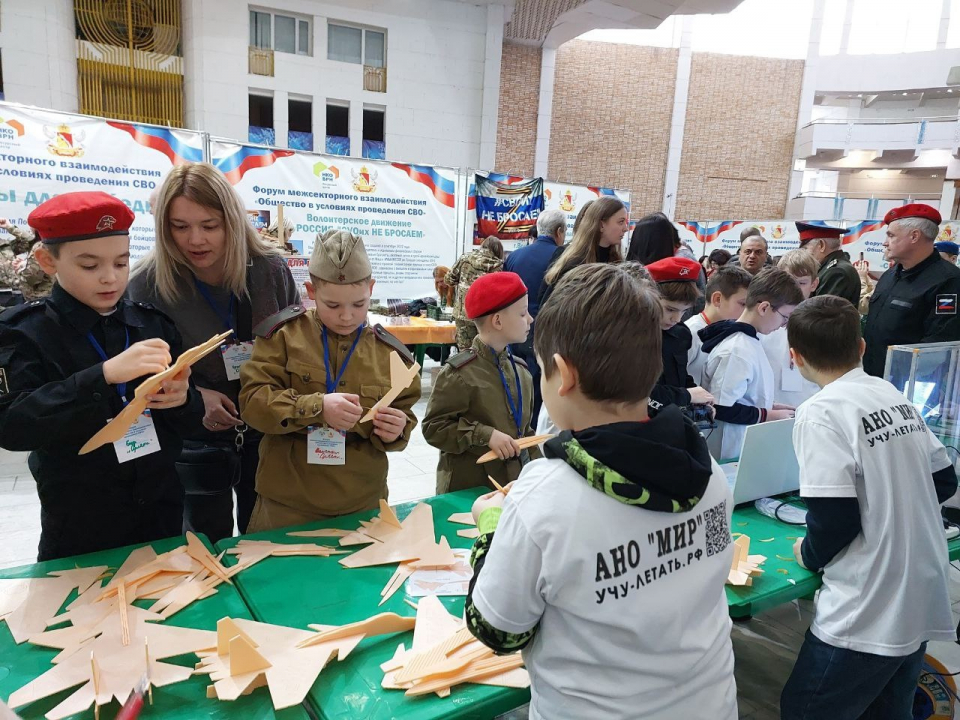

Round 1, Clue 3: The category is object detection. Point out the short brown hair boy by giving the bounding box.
[658,279,702,305]
[777,249,819,281]
[705,265,752,300]
[535,263,662,403]
[787,295,862,372]
[746,267,805,309]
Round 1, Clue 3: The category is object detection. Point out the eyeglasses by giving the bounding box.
[774,307,790,326]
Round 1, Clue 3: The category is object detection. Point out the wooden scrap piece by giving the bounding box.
[447,512,476,527]
[725,534,766,587]
[379,563,415,607]
[457,528,480,539]
[360,351,421,423]
[80,330,233,454]
[286,528,351,539]
[476,434,554,464]
[298,612,415,648]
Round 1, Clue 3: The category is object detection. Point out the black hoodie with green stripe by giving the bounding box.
[465,405,714,654]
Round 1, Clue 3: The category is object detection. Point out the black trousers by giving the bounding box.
[177,430,261,543]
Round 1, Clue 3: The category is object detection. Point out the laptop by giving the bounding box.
[720,418,800,505]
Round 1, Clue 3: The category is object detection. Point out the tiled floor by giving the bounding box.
[4,363,960,719]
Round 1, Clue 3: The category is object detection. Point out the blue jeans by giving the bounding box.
[781,629,926,720]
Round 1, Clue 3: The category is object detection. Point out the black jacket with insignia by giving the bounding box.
[863,250,960,376]
[0,283,204,561]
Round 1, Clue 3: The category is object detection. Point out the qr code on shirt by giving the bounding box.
[703,501,731,557]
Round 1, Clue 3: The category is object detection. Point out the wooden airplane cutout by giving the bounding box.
[360,351,420,423]
[197,613,414,710]
[80,330,234,454]
[0,567,107,644]
[476,434,554,464]
[380,595,528,698]
[726,534,767,587]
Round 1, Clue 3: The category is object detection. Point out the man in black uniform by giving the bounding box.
[0,191,204,561]
[797,221,861,307]
[863,204,960,377]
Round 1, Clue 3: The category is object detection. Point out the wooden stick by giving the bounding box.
[487,475,506,495]
[90,650,100,720]
[118,582,130,647]
[476,434,554,464]
[145,638,154,705]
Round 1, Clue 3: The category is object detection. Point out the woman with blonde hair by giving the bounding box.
[538,195,628,308]
[129,162,300,540]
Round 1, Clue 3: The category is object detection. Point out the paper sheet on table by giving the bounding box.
[405,549,473,597]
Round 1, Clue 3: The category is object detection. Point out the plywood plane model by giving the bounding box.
[380,595,529,698]
[476,435,554,464]
[80,330,234,454]
[360,351,421,423]
[4,533,241,719]
[196,613,415,710]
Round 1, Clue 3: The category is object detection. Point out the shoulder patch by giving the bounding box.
[0,299,46,324]
[254,304,307,338]
[373,324,416,365]
[447,348,478,370]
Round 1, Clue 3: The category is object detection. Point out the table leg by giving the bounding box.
[414,344,427,369]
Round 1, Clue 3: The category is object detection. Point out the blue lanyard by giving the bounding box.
[87,325,130,403]
[322,323,365,394]
[492,347,523,437]
[193,277,236,335]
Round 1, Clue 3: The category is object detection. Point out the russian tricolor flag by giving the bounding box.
[392,163,461,209]
[107,122,204,165]
[214,147,295,184]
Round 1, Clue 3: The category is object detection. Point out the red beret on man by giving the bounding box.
[465,271,527,319]
[646,256,701,284]
[883,203,942,226]
[796,221,849,246]
[28,191,135,245]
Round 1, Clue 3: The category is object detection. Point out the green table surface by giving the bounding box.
[0,535,311,720]
[215,488,531,720]
[726,504,960,618]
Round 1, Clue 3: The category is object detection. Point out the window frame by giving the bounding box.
[249,7,312,56]
[326,20,386,68]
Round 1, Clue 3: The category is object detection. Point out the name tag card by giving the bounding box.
[113,410,162,463]
[308,426,346,465]
[221,341,255,381]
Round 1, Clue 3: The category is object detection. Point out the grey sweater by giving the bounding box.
[128,254,300,406]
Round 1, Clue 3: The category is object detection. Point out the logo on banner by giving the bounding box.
[937,294,957,315]
[44,124,86,158]
[351,166,378,193]
[559,189,577,212]
[312,160,340,186]
[937,225,957,244]
[771,225,784,239]
[0,117,25,143]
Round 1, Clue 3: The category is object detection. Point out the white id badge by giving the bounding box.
[221,341,254,381]
[307,426,346,465]
[113,410,162,463]
[781,365,803,392]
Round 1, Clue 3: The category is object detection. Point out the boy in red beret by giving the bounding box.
[423,271,541,493]
[646,256,715,412]
[0,191,204,561]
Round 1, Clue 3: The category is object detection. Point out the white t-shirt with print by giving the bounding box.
[685,313,710,386]
[703,331,774,460]
[760,327,819,409]
[472,456,738,720]
[795,368,954,656]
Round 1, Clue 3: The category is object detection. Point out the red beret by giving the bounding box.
[28,191,135,245]
[465,272,527,319]
[646,256,701,283]
[796,222,849,244]
[883,203,942,226]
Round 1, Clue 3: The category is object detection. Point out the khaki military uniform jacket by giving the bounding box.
[239,306,421,518]
[444,248,503,322]
[423,336,541,494]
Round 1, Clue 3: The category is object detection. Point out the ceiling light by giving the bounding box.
[902,92,909,96]
[932,174,940,177]
[949,89,955,93]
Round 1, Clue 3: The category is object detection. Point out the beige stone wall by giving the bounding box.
[547,40,678,218]
[674,53,804,219]
[494,43,542,177]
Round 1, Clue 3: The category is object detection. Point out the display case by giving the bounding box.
[884,341,960,460]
